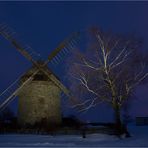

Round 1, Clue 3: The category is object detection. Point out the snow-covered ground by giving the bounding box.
[0,125,147,147]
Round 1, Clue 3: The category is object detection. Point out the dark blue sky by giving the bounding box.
[0,1,148,122]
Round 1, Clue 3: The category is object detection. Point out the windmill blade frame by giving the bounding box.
[46,32,80,65]
[0,24,40,64]
[0,70,39,112]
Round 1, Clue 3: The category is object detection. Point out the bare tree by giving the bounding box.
[67,27,148,136]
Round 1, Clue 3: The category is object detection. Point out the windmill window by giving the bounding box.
[33,74,48,81]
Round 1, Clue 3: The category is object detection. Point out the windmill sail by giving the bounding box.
[0,23,40,63]
[0,70,39,111]
[46,32,80,65]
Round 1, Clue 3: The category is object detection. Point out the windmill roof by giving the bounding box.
[21,62,60,82]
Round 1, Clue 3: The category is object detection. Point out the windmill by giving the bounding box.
[0,23,80,126]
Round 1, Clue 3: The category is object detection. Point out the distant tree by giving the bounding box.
[0,107,16,133]
[67,27,148,136]
[62,115,82,128]
[0,107,14,123]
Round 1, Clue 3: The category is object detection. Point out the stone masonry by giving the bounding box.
[18,66,61,126]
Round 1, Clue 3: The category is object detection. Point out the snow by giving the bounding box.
[0,125,148,147]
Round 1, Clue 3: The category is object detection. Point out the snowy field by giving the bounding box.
[0,125,147,147]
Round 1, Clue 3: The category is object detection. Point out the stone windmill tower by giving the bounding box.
[18,62,62,126]
[0,23,79,126]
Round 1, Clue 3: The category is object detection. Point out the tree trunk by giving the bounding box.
[114,103,122,137]
[113,103,131,138]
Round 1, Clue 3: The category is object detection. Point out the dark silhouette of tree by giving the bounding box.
[0,107,14,123]
[0,107,17,133]
[62,115,82,128]
[67,27,148,137]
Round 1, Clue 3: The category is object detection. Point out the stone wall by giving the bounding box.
[18,80,61,126]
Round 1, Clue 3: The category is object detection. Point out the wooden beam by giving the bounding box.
[0,70,39,112]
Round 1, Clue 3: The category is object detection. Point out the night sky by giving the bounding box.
[0,1,148,122]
